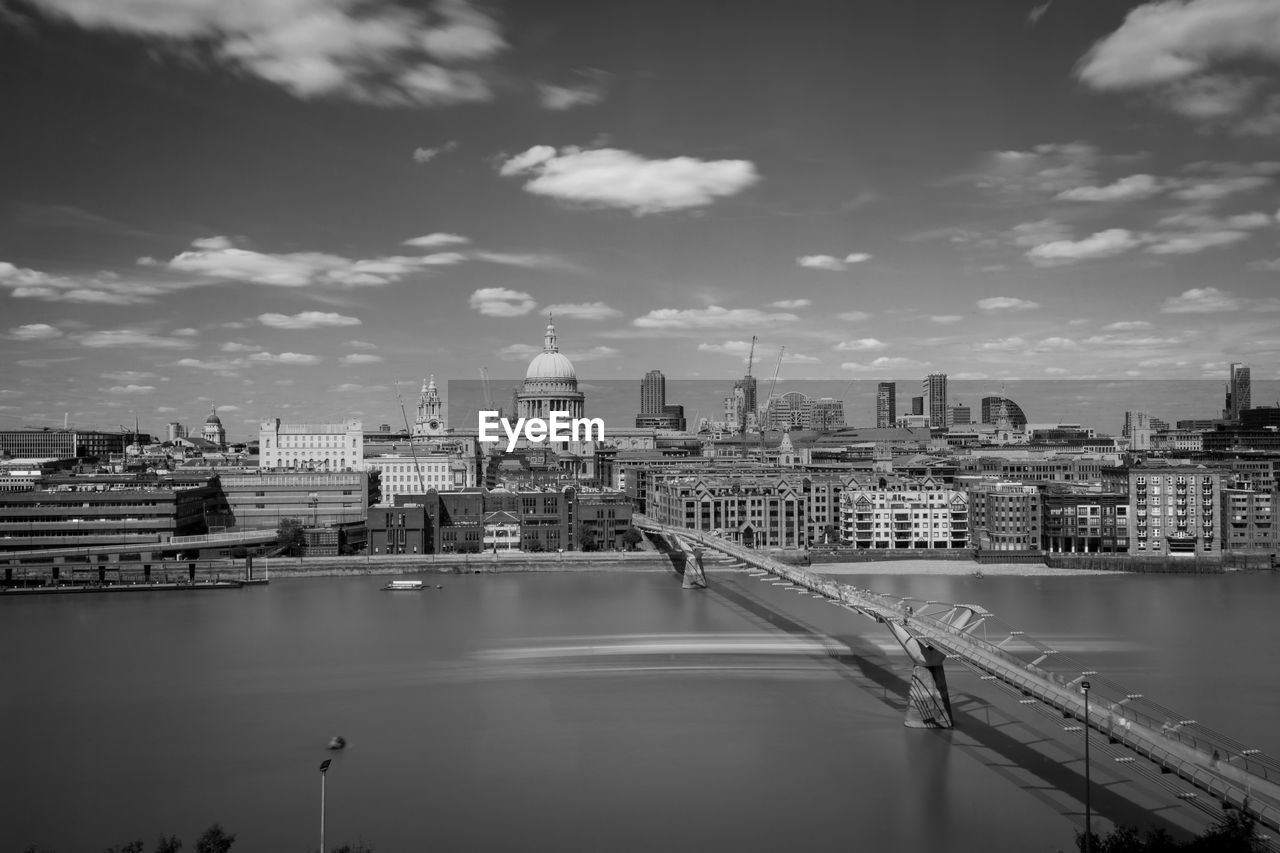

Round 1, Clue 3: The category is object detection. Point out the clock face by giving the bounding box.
[429,420,440,430]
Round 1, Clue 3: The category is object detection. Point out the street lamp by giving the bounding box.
[1082,679,1092,853]
[319,758,331,853]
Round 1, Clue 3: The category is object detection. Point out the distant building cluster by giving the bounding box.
[0,340,1274,568]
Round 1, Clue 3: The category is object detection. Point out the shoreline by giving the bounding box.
[813,560,1123,577]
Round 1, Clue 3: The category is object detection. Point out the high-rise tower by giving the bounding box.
[923,374,948,429]
[640,370,666,414]
[1226,363,1251,421]
[875,382,896,429]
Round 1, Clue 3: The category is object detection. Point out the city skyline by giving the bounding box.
[4,0,1280,432]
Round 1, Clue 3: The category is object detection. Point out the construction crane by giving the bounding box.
[740,335,758,436]
[763,345,785,425]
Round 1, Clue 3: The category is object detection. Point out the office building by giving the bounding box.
[219,470,368,529]
[1102,463,1222,556]
[980,397,1028,430]
[923,374,947,429]
[640,370,665,414]
[911,396,924,416]
[965,480,1040,551]
[876,382,896,429]
[1225,363,1251,421]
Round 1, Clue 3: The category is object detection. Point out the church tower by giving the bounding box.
[203,403,226,449]
[414,375,445,436]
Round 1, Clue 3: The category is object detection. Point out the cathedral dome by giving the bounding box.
[206,406,222,425]
[525,317,577,381]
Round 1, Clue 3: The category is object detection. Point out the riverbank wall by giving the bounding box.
[249,550,678,578]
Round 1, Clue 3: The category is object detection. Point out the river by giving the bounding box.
[3,566,1279,852]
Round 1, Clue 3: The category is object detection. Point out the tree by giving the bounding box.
[277,517,305,556]
[621,527,643,551]
[822,524,841,545]
[154,837,182,853]
[194,824,235,853]
[579,527,598,552]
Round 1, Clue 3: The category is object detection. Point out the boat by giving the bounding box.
[382,579,425,591]
[972,570,985,579]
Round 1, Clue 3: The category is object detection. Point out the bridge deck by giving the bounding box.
[635,516,1280,834]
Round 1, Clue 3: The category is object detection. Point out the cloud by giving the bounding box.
[977,297,1040,313]
[403,232,469,248]
[544,302,622,321]
[470,251,579,270]
[27,0,507,107]
[696,341,756,358]
[1026,228,1141,265]
[632,305,798,330]
[104,384,156,394]
[8,323,62,340]
[768,299,811,309]
[258,311,362,329]
[833,338,888,352]
[1145,230,1251,255]
[972,337,1028,353]
[971,142,1103,200]
[469,287,536,317]
[1056,174,1163,202]
[499,343,619,362]
[0,259,180,305]
[1077,0,1280,90]
[840,357,931,374]
[221,342,259,352]
[1248,258,1280,272]
[175,358,242,371]
[498,145,759,215]
[836,311,872,322]
[247,351,322,365]
[339,353,385,365]
[537,68,611,110]
[1103,320,1153,331]
[1006,219,1073,247]
[796,253,871,271]
[102,370,158,381]
[1168,161,1280,200]
[345,340,379,350]
[1161,287,1245,313]
[929,315,963,324]
[75,329,192,348]
[412,141,458,163]
[162,238,461,288]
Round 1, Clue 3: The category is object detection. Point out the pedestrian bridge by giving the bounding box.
[634,516,1280,835]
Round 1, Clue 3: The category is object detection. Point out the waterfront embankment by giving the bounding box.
[250,550,678,577]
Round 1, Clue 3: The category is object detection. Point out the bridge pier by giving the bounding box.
[886,619,954,729]
[668,535,707,589]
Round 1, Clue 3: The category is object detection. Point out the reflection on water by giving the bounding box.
[3,569,1278,852]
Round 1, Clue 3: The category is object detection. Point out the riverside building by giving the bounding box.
[258,418,364,471]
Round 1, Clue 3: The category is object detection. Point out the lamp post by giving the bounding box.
[1082,679,1092,853]
[319,758,331,853]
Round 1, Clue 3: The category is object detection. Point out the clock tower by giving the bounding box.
[414,375,445,436]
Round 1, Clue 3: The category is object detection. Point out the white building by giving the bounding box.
[258,418,364,471]
[839,484,969,549]
[367,453,470,505]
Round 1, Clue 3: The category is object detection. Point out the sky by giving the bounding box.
[2,0,1280,440]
